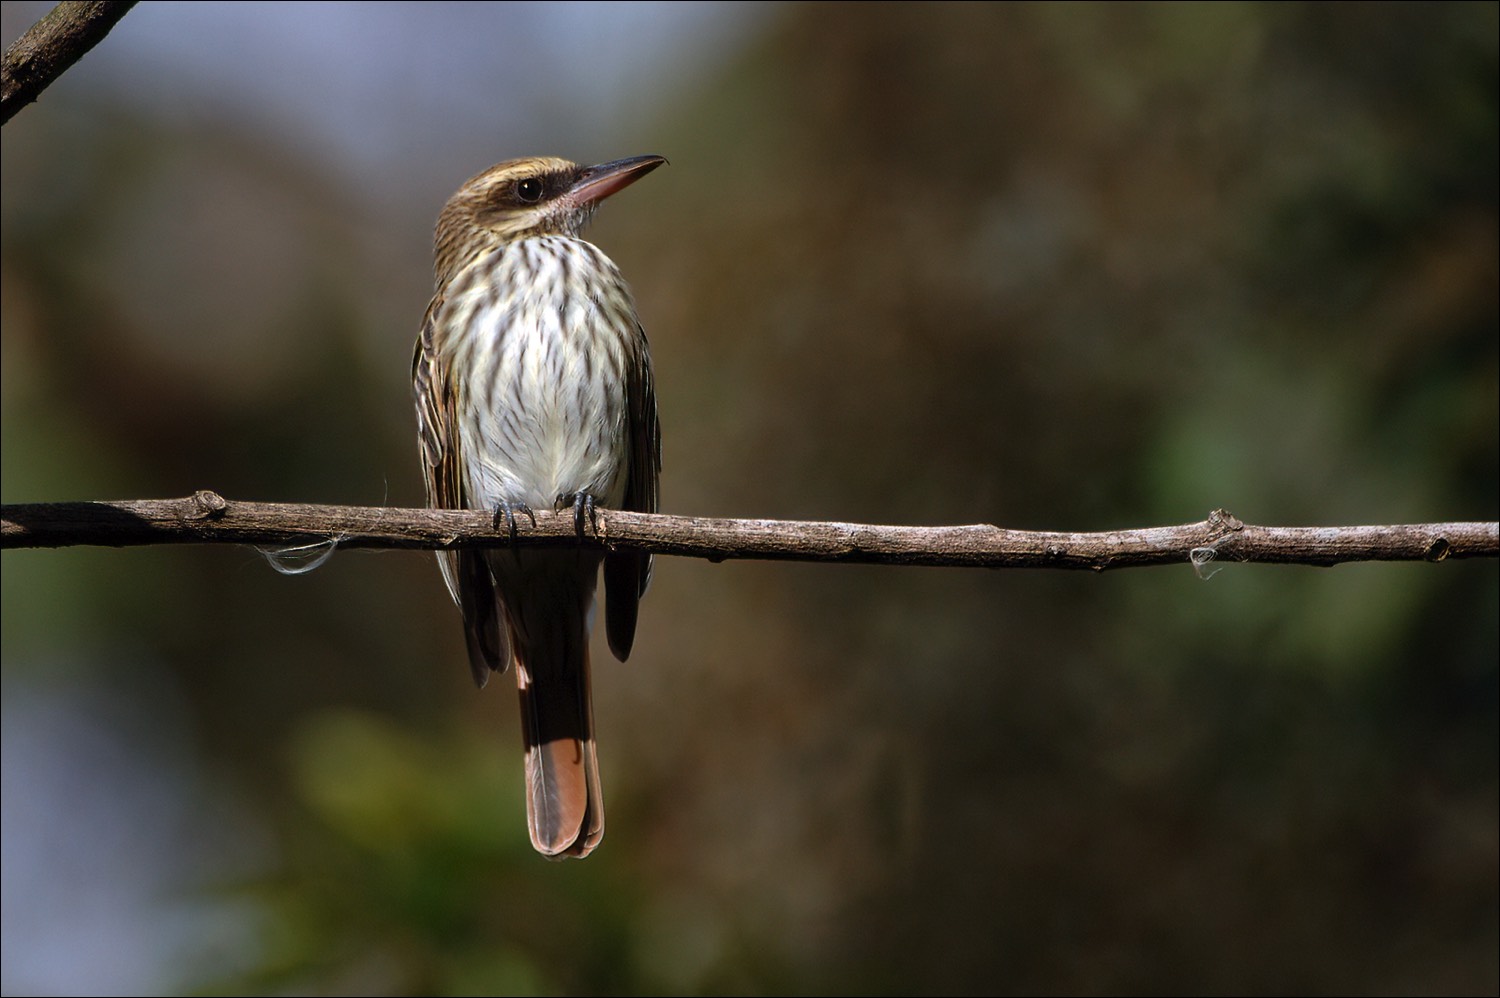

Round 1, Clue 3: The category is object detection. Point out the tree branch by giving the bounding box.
[2,492,1495,570]
[2,0,137,125]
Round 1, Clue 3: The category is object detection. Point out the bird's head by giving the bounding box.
[434,154,666,284]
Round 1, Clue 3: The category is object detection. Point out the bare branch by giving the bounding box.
[2,492,1495,570]
[2,0,137,125]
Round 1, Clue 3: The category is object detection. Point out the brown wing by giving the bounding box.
[413,294,509,686]
[603,325,661,662]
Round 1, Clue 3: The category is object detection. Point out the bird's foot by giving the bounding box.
[557,491,601,540]
[491,499,536,542]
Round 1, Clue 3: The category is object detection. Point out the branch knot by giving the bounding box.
[191,490,228,518]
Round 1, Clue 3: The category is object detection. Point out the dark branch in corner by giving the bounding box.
[2,1,137,125]
[2,493,1496,570]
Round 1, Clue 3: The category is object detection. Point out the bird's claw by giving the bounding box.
[491,500,536,542]
[557,492,601,540]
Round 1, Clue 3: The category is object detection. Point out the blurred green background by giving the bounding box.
[2,2,1496,994]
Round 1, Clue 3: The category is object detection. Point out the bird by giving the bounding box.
[412,155,663,859]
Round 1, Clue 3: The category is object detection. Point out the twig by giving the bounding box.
[2,0,137,125]
[2,492,1495,570]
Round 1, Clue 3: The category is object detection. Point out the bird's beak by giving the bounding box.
[568,155,667,207]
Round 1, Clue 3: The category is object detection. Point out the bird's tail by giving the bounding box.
[505,569,604,859]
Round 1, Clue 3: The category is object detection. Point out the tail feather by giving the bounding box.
[507,576,604,859]
[517,653,603,857]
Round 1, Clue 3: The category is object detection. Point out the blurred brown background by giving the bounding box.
[2,2,1496,994]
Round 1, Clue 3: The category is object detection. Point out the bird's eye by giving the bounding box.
[515,178,544,204]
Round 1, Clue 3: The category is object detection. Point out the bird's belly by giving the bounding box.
[459,305,630,513]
